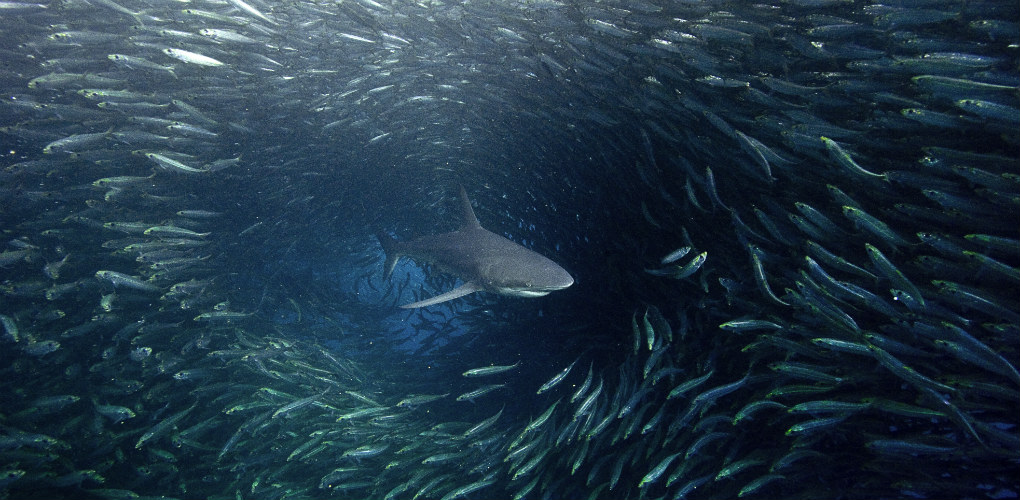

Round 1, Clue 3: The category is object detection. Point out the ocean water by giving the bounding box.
[1,0,1017,498]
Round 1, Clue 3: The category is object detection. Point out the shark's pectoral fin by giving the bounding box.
[399,282,482,309]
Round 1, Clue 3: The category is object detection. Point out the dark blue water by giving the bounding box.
[1,0,1018,498]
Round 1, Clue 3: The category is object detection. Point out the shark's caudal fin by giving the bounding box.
[400,281,481,309]
[375,231,400,280]
[458,185,482,230]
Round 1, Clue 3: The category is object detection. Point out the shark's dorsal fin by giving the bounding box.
[459,185,481,230]
[400,281,482,309]
[375,232,400,280]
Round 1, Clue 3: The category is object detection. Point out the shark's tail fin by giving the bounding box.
[375,232,400,280]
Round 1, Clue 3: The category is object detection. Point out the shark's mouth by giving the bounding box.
[494,287,559,298]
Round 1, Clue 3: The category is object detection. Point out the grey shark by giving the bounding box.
[376,186,574,308]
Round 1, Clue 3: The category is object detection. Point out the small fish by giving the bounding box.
[340,443,389,459]
[865,243,925,307]
[396,393,448,408]
[95,403,136,424]
[193,310,252,322]
[788,400,870,415]
[659,246,691,265]
[42,129,112,154]
[820,137,887,180]
[733,400,787,425]
[42,254,70,279]
[842,206,908,248]
[523,399,560,434]
[163,48,225,67]
[463,407,503,437]
[136,405,195,449]
[716,457,766,481]
[572,378,603,420]
[198,28,256,44]
[749,246,789,306]
[173,368,213,381]
[785,416,845,436]
[108,54,176,77]
[537,358,578,394]
[645,251,707,279]
[639,451,682,488]
[668,370,714,400]
[719,319,783,332]
[23,339,60,356]
[144,152,208,174]
[95,270,161,292]
[93,174,156,188]
[462,361,520,377]
[272,390,328,418]
[144,225,211,238]
[571,363,594,403]
[225,0,277,25]
[455,384,505,402]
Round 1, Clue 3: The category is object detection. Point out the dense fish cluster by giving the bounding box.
[2,0,1018,498]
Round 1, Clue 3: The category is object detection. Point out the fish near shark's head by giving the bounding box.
[482,255,574,298]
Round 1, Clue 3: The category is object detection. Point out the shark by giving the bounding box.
[376,186,574,308]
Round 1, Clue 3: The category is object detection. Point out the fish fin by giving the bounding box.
[458,185,482,230]
[375,232,400,280]
[400,281,481,309]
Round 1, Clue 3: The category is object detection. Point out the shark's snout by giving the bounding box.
[544,265,574,290]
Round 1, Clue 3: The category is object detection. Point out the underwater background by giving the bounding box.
[1,0,1018,498]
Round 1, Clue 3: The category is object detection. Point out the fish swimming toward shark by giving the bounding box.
[376,186,574,308]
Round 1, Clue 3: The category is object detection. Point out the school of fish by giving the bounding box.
[1,0,1017,498]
